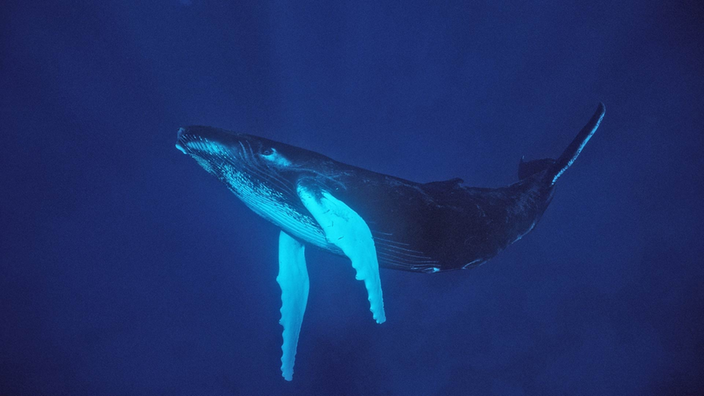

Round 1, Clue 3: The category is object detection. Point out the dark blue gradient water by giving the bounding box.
[2,1,702,395]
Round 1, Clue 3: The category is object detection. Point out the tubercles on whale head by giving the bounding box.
[175,126,307,202]
[176,126,296,167]
[175,126,346,201]
[176,126,242,159]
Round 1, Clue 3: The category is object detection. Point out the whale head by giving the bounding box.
[176,125,312,199]
[176,126,346,245]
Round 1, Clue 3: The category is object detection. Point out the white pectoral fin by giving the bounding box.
[297,184,386,324]
[276,230,309,381]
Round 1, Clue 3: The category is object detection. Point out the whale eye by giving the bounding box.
[259,147,292,167]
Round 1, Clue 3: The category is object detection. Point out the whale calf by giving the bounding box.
[176,103,605,380]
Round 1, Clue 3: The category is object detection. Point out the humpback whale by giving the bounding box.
[176,103,605,380]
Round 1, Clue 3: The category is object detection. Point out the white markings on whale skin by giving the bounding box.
[175,143,187,155]
[193,156,214,174]
[261,148,292,167]
[185,139,230,157]
[277,231,309,382]
[298,185,386,324]
[220,166,329,249]
[462,258,485,270]
[182,137,339,253]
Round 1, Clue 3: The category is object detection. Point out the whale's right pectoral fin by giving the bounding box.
[277,230,309,381]
[297,184,386,324]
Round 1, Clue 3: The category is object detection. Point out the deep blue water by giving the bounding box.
[2,1,703,395]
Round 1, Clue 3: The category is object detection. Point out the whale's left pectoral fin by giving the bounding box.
[297,184,386,324]
[276,230,309,381]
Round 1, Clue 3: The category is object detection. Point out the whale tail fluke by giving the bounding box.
[519,103,605,185]
[547,102,605,186]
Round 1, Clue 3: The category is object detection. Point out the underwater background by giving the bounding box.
[2,0,703,395]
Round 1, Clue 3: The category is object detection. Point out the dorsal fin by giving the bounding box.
[423,178,464,191]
